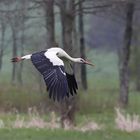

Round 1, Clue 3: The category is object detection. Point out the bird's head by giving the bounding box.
[76,58,95,67]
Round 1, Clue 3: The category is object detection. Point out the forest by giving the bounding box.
[0,0,140,140]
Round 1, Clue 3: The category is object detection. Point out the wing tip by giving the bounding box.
[11,57,22,62]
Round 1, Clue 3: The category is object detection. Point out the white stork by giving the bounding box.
[11,47,94,101]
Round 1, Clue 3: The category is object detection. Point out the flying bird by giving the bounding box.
[11,47,94,101]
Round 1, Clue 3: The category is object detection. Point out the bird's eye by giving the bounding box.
[80,59,84,62]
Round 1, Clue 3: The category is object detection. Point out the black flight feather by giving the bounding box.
[31,50,78,101]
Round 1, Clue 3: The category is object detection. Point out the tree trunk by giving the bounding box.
[119,3,134,107]
[60,98,77,128]
[11,28,17,84]
[73,16,81,86]
[60,0,74,54]
[44,0,55,47]
[59,0,77,128]
[78,0,87,90]
[17,0,27,86]
[18,25,25,85]
[132,29,140,91]
[135,47,140,91]
[0,21,5,71]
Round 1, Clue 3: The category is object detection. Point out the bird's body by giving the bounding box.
[12,47,94,101]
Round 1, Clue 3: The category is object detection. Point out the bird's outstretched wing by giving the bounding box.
[66,73,78,96]
[63,61,78,96]
[31,51,70,101]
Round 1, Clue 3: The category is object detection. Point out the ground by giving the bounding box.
[0,50,140,139]
[1,129,140,140]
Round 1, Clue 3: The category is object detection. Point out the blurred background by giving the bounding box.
[0,0,140,139]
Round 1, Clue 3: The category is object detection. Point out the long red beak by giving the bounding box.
[84,60,95,67]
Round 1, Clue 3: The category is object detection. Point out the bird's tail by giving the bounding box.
[11,57,22,62]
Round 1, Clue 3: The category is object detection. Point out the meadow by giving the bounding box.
[0,50,140,139]
[1,129,140,140]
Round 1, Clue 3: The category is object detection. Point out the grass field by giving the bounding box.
[1,129,140,140]
[0,49,140,139]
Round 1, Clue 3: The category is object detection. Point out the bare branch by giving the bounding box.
[74,0,86,7]
[0,5,40,13]
[82,4,113,10]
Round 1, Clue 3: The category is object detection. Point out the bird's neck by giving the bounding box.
[59,49,79,63]
[64,53,79,62]
[70,57,79,62]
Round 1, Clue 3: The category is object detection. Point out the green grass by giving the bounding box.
[0,129,140,140]
[0,49,121,113]
[0,49,140,115]
[0,50,140,139]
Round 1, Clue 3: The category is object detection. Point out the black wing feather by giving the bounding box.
[31,51,70,101]
[66,73,78,96]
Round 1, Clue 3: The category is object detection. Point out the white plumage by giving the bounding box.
[44,48,64,66]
